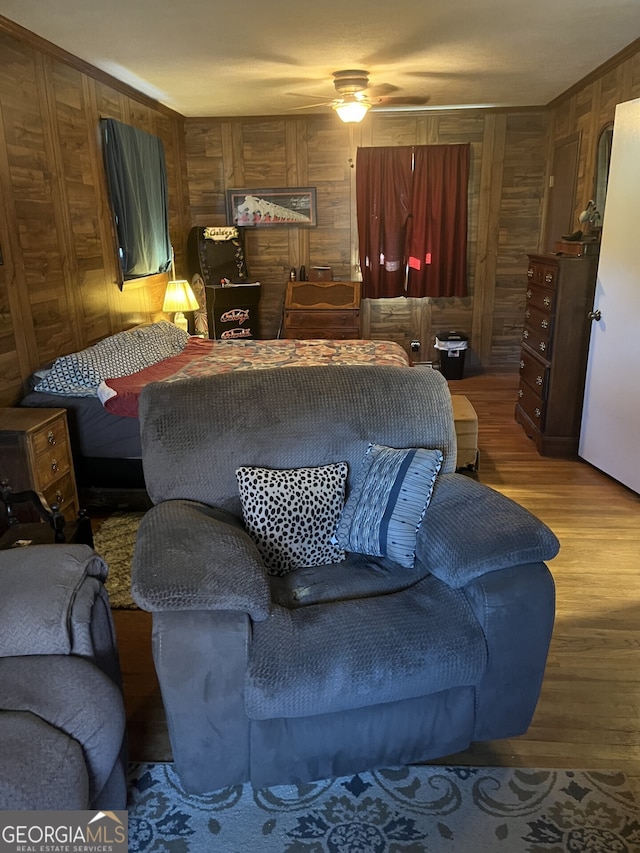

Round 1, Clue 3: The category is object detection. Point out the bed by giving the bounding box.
[97,336,411,418]
[20,323,411,498]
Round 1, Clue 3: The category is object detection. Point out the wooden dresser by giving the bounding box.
[515,253,598,456]
[0,408,79,529]
[283,280,361,339]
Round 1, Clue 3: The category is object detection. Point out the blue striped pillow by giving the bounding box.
[334,444,443,568]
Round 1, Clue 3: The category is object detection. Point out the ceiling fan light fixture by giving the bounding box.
[333,98,370,123]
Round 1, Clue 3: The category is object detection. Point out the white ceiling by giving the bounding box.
[1,0,638,118]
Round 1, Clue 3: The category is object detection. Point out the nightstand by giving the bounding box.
[0,408,79,532]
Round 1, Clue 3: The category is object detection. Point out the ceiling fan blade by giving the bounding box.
[375,95,431,106]
[285,91,334,110]
[288,71,431,118]
[365,82,399,98]
[288,100,334,110]
[286,91,334,101]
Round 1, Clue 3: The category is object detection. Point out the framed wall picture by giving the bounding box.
[226,187,317,228]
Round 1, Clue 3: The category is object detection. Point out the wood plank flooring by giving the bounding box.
[112,371,640,792]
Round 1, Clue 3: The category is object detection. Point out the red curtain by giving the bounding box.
[356,143,469,299]
[406,144,470,298]
[356,146,413,299]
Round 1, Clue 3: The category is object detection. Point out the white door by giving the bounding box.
[579,97,640,494]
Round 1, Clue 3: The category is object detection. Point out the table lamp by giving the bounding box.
[163,279,199,332]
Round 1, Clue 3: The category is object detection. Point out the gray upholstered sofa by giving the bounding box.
[0,544,127,809]
[132,364,558,793]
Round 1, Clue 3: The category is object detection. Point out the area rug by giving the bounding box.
[126,763,640,852]
[92,511,145,609]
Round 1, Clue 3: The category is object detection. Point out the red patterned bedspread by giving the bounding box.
[98,337,411,418]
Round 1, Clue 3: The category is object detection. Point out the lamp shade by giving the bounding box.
[333,98,370,123]
[163,279,199,313]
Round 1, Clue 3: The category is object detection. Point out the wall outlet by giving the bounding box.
[410,340,420,352]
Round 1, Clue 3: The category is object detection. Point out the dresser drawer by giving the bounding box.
[284,311,360,340]
[525,284,555,315]
[43,471,78,519]
[293,327,361,340]
[286,309,359,330]
[519,347,549,397]
[33,439,72,491]
[527,261,557,289]
[517,379,546,430]
[32,417,69,457]
[522,305,553,358]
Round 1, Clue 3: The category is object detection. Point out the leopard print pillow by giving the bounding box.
[236,463,348,576]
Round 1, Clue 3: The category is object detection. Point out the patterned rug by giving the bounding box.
[127,763,640,852]
[92,511,145,609]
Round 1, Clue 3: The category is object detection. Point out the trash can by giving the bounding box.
[435,331,469,380]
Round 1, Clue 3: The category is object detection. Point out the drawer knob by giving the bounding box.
[527,269,533,278]
[51,459,59,473]
[541,319,549,329]
[523,330,529,339]
[535,407,541,419]
[519,360,525,369]
[536,375,543,386]
[47,431,57,446]
[55,490,64,505]
[525,309,530,319]
[539,342,546,352]
[518,389,523,398]
[545,273,553,283]
[526,289,532,299]
[543,296,551,307]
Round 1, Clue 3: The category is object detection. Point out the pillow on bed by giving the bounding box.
[236,463,348,576]
[333,443,443,568]
[34,322,188,396]
[31,351,99,397]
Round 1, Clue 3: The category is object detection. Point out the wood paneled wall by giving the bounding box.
[185,110,549,367]
[0,19,190,406]
[546,41,640,237]
[184,40,640,368]
[1,15,638,409]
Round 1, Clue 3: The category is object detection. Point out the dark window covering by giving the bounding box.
[355,146,413,299]
[356,143,470,299]
[100,118,171,281]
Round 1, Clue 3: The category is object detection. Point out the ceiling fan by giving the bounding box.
[290,70,430,123]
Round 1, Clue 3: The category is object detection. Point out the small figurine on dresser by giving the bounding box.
[561,199,600,242]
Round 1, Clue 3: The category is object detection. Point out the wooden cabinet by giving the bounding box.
[0,408,79,530]
[515,253,598,456]
[283,280,361,339]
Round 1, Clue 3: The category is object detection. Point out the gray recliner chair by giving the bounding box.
[132,364,558,794]
[0,544,127,809]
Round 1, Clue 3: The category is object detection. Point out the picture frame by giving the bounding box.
[226,187,317,228]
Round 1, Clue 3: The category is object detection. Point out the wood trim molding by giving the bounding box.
[547,37,640,109]
[0,14,183,121]
[2,12,636,124]
[120,271,169,292]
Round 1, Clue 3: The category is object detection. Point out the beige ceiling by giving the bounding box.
[1,0,638,117]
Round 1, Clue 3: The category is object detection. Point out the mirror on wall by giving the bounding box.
[593,122,614,225]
